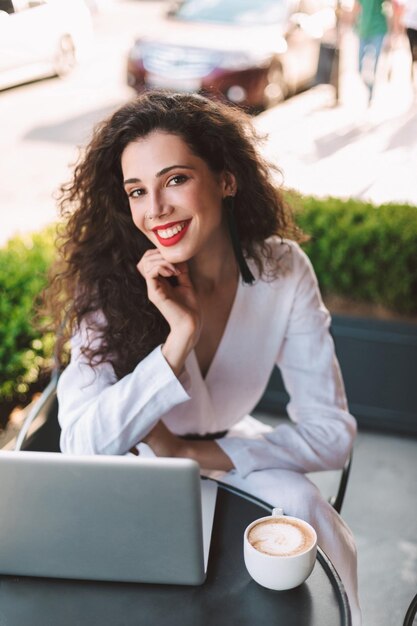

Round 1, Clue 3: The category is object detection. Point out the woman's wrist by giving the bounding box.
[178,440,234,472]
[162,323,199,377]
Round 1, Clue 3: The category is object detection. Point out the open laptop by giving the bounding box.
[0,450,218,585]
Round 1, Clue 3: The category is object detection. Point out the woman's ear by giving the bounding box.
[222,171,237,196]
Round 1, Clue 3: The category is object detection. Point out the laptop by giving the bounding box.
[0,450,218,585]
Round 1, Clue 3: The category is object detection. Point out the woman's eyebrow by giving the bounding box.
[123,165,195,186]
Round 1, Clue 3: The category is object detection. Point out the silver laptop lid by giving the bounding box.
[0,451,217,585]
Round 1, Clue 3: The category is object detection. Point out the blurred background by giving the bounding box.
[1,1,416,624]
[1,0,417,243]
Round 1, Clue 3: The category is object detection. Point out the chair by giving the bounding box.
[329,450,352,514]
[13,370,354,515]
[404,593,417,626]
[14,368,61,453]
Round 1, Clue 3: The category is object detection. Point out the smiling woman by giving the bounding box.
[122,132,231,263]
[43,90,361,625]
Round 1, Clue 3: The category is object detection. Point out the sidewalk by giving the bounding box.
[255,31,417,206]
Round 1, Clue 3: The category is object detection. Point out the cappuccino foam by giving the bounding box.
[248,518,315,557]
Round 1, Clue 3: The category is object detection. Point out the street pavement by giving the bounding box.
[256,31,417,206]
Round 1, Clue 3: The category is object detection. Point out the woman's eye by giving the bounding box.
[128,188,145,198]
[168,174,188,186]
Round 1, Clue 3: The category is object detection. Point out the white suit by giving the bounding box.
[57,239,361,624]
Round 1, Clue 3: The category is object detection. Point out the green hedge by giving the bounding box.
[0,228,56,412]
[292,194,417,315]
[0,196,416,417]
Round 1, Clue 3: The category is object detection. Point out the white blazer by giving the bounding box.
[57,239,357,477]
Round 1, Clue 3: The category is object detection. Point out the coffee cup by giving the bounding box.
[243,507,317,591]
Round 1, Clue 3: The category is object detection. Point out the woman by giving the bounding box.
[48,91,360,624]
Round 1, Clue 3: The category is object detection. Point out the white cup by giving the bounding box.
[243,508,317,591]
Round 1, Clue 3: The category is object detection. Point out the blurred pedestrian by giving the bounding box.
[395,0,417,87]
[353,0,389,102]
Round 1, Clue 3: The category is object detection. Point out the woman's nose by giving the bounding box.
[146,192,171,220]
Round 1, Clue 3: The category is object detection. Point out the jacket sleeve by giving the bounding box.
[217,248,357,478]
[57,321,191,455]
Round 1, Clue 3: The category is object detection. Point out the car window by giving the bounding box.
[173,0,288,25]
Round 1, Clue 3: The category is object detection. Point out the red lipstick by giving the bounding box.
[152,220,191,247]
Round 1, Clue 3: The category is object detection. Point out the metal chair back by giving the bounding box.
[404,593,417,626]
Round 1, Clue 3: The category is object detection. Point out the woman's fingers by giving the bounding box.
[137,250,179,280]
[174,262,193,288]
[150,264,178,279]
[136,251,199,337]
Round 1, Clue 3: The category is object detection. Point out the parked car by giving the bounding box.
[0,0,93,91]
[126,0,336,110]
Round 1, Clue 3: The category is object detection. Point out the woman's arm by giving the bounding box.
[138,250,201,377]
[57,322,191,456]
[59,250,202,456]
[142,421,234,471]
[216,247,357,478]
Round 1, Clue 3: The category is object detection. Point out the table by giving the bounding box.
[0,483,351,626]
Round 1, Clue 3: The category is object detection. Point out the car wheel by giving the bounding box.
[264,62,287,109]
[54,35,76,77]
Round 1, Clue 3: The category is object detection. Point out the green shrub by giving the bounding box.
[0,228,56,408]
[290,194,417,315]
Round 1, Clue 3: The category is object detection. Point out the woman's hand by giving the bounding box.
[137,249,201,375]
[142,421,234,472]
[142,421,185,458]
[137,249,200,332]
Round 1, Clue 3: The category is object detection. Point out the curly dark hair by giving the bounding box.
[45,90,304,378]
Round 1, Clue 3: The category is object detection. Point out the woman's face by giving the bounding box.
[121,131,235,264]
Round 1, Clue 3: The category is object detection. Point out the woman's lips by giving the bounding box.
[152,220,191,247]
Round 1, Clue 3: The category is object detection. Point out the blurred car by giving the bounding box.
[126,0,336,110]
[0,0,93,91]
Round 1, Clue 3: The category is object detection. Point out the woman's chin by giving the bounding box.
[158,245,194,265]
